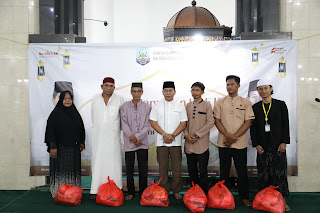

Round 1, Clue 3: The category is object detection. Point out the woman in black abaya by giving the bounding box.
[45,91,85,197]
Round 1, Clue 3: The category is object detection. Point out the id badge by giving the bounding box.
[265,124,270,132]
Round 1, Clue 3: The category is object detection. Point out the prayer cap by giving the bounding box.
[257,79,272,87]
[103,77,115,84]
[163,81,175,90]
[131,82,143,89]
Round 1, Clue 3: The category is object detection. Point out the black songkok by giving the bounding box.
[163,81,175,90]
[131,82,143,89]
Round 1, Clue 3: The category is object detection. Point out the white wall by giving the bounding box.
[280,0,320,192]
[0,0,45,190]
[85,0,236,43]
[84,0,114,43]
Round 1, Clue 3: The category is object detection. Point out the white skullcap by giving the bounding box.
[257,79,272,87]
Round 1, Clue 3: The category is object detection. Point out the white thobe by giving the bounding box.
[90,92,124,194]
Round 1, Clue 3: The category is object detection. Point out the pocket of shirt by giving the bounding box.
[235,108,246,120]
[198,111,207,115]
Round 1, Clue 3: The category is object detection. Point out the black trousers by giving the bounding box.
[186,149,209,194]
[125,149,148,196]
[219,147,249,200]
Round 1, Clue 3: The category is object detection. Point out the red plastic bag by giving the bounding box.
[140,178,169,207]
[207,180,235,210]
[54,184,83,206]
[183,182,207,212]
[96,176,124,207]
[253,185,285,213]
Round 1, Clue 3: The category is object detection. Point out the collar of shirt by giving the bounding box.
[226,95,240,101]
[130,100,142,108]
[163,98,175,104]
[193,99,204,105]
[101,92,114,99]
[100,92,115,106]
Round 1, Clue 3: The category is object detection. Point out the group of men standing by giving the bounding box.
[89,75,290,211]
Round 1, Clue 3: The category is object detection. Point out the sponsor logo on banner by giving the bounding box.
[271,47,286,54]
[136,47,150,66]
[38,51,58,56]
[152,49,184,61]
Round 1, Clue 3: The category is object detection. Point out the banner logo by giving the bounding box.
[136,48,150,66]
[38,51,58,56]
[271,47,286,54]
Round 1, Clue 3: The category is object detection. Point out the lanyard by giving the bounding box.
[262,101,272,122]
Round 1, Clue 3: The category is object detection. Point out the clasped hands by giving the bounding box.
[256,143,286,155]
[224,133,238,147]
[50,143,85,158]
[163,133,175,144]
[129,135,142,147]
[185,134,197,144]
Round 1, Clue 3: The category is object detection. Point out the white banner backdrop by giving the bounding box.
[28,40,297,176]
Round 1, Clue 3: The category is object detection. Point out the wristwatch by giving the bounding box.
[171,135,176,139]
[195,134,200,139]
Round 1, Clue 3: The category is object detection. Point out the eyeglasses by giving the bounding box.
[131,90,142,93]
